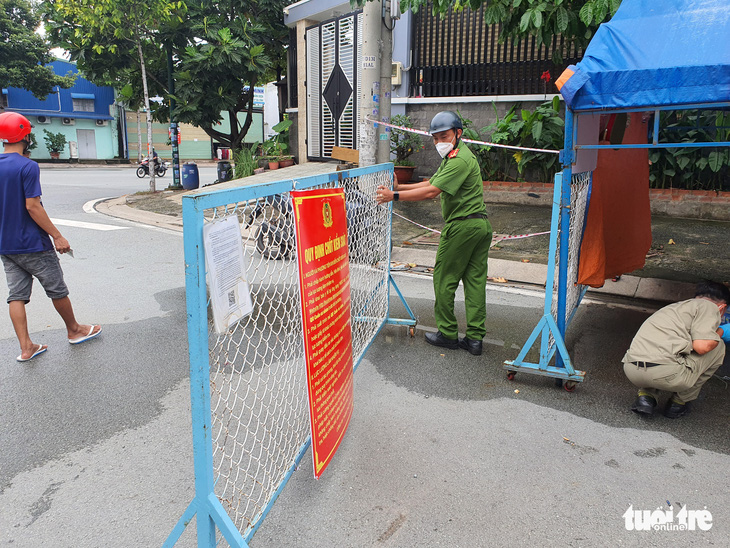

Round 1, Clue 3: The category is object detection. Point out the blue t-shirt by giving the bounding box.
[0,153,53,254]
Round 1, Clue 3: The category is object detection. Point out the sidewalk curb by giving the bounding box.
[97,197,695,304]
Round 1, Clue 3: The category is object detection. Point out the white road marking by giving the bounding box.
[50,218,129,231]
[83,197,116,214]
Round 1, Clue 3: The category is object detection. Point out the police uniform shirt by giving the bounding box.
[623,298,722,366]
[429,143,486,222]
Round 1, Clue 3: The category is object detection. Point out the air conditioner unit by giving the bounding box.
[36,115,51,124]
[392,62,403,86]
[62,117,75,126]
[95,119,107,127]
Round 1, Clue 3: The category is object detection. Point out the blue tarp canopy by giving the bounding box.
[557,0,730,111]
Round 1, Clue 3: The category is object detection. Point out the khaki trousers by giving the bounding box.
[623,342,726,402]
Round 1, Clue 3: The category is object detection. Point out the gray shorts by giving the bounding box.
[1,250,69,304]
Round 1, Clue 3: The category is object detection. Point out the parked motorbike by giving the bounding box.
[136,157,169,178]
[243,186,376,261]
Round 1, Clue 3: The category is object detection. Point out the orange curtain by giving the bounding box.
[577,113,652,288]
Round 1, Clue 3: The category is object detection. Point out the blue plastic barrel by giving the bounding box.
[181,162,199,190]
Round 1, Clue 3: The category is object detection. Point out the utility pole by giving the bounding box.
[376,0,393,164]
[167,45,182,190]
[359,0,382,167]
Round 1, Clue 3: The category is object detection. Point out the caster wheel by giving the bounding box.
[409,326,416,338]
[507,371,516,381]
[564,381,577,392]
[554,378,563,388]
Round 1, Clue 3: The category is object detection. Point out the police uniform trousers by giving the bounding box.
[433,217,493,340]
[623,342,725,402]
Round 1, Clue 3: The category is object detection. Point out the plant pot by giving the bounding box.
[50,152,60,160]
[394,165,416,184]
[279,158,295,168]
[268,161,280,170]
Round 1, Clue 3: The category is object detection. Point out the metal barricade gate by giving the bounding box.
[164,164,415,547]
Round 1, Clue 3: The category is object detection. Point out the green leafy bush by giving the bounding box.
[390,114,424,166]
[234,143,258,178]
[466,98,564,183]
[649,110,730,191]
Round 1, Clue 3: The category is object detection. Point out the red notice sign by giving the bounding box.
[291,188,354,479]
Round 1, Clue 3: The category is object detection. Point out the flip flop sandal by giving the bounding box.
[69,325,102,345]
[17,344,47,362]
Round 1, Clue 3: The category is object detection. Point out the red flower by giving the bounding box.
[540,70,552,83]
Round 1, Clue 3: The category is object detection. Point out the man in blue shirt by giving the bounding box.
[0,112,101,362]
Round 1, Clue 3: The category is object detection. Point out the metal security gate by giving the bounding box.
[306,12,362,161]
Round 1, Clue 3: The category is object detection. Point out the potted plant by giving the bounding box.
[390,114,424,184]
[43,130,67,160]
[261,139,280,169]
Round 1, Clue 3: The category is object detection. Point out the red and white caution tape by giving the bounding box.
[497,231,551,241]
[392,211,441,234]
[392,211,550,241]
[367,117,560,155]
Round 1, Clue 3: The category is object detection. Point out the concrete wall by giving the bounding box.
[30,118,116,160]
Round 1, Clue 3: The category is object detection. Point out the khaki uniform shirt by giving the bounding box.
[622,298,721,366]
[429,143,486,222]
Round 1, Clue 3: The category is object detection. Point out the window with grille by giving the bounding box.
[72,98,95,112]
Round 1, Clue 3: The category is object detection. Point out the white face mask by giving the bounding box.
[435,141,454,158]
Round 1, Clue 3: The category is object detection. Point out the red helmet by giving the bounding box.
[0,112,33,144]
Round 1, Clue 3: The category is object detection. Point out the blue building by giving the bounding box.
[1,59,125,160]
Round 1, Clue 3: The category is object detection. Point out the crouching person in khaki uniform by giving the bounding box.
[623,280,730,418]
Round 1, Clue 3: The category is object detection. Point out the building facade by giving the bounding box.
[2,59,123,160]
[284,0,581,176]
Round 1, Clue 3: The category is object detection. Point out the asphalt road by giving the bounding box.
[1,167,729,547]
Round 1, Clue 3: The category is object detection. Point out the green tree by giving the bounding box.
[171,0,289,151]
[43,0,185,191]
[0,0,74,99]
[44,0,290,154]
[401,0,622,62]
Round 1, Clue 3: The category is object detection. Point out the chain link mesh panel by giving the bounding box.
[549,171,592,352]
[191,167,393,539]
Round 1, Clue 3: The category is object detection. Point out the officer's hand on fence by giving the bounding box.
[375,185,392,205]
[719,324,730,343]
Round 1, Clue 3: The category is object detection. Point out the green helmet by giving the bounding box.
[429,111,463,135]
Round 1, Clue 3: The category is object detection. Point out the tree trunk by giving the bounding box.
[137,38,156,192]
[136,110,143,162]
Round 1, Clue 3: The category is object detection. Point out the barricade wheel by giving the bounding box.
[507,371,516,381]
[409,326,416,337]
[564,381,578,392]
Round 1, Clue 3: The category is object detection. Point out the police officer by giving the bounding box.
[376,111,492,355]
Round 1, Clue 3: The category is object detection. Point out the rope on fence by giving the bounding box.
[367,117,561,155]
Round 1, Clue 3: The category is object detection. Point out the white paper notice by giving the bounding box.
[203,215,254,333]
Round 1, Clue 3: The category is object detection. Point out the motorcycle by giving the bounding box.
[243,185,377,261]
[136,157,169,178]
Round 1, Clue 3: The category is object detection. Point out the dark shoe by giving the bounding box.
[425,331,459,350]
[630,394,657,415]
[458,337,483,356]
[664,400,689,419]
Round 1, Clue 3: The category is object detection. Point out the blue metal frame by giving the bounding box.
[506,100,730,386]
[164,163,415,547]
[504,108,586,384]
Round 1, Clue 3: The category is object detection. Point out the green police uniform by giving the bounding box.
[429,143,493,340]
[622,298,725,402]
